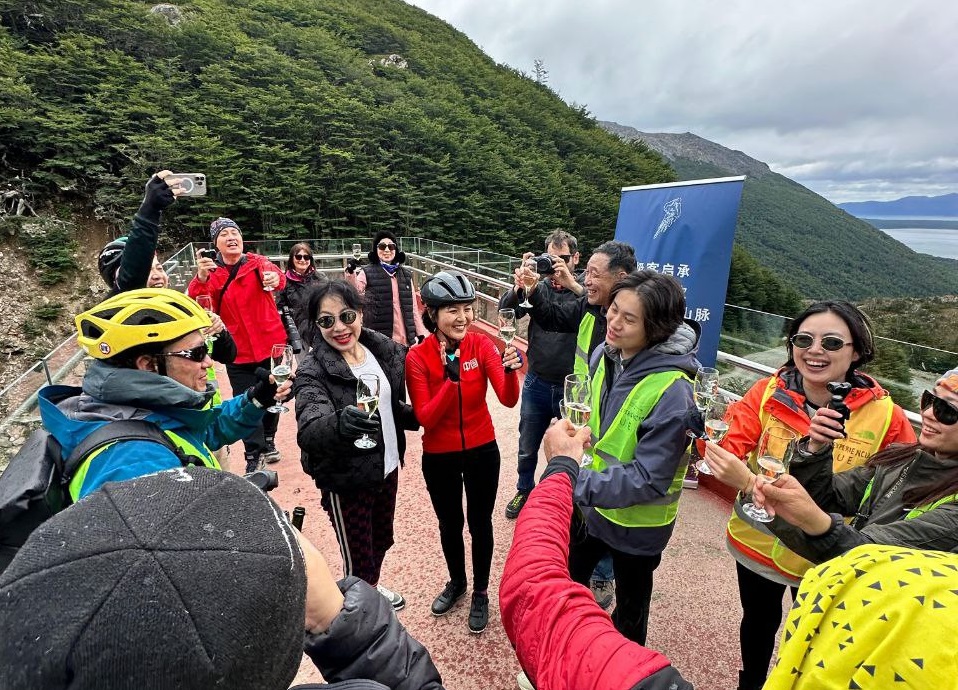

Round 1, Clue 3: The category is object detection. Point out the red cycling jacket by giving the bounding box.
[500,471,691,690]
[405,331,519,454]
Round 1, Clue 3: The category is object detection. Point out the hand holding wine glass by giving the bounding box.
[196,295,219,342]
[498,308,516,347]
[561,373,592,466]
[696,396,728,475]
[518,262,538,308]
[267,344,293,413]
[354,373,380,449]
[741,427,797,523]
[686,367,720,473]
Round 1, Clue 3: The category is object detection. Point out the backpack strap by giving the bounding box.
[62,420,192,481]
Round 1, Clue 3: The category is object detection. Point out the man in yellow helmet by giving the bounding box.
[38,288,291,500]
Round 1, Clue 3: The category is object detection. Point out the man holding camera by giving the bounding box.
[189,218,288,473]
[500,230,582,521]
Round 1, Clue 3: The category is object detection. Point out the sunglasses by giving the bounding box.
[789,333,852,352]
[377,242,397,251]
[317,310,359,329]
[294,253,312,261]
[921,390,958,426]
[157,343,209,363]
[557,254,572,263]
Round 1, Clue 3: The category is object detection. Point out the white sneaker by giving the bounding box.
[517,671,534,690]
[376,583,406,611]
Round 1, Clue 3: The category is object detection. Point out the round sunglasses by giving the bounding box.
[789,333,852,352]
[921,390,958,426]
[156,343,210,363]
[317,310,359,329]
[377,242,397,251]
[293,253,312,261]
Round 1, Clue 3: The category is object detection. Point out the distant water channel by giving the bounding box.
[879,227,958,259]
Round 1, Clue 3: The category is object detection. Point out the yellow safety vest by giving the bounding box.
[728,378,894,581]
[69,429,219,501]
[584,361,690,527]
[573,311,597,378]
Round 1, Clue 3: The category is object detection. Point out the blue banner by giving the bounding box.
[614,176,745,367]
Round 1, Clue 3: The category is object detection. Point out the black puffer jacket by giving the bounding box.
[294,328,418,493]
[277,268,327,339]
[301,577,444,690]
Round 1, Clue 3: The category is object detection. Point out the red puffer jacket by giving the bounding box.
[188,253,286,364]
[405,331,519,454]
[500,470,693,690]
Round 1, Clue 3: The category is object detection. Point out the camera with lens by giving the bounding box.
[533,253,557,275]
[826,381,853,424]
[199,248,217,260]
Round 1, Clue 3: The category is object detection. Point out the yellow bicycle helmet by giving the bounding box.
[76,288,212,359]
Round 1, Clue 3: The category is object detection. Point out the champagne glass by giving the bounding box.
[518,262,537,308]
[696,396,729,475]
[741,427,797,523]
[354,373,380,450]
[267,344,293,413]
[352,243,363,261]
[195,295,218,342]
[686,367,719,470]
[498,308,516,347]
[261,270,277,292]
[562,373,592,466]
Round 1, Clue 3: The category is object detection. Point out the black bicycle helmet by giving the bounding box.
[97,236,127,289]
[420,270,476,307]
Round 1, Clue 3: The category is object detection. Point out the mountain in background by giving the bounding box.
[600,123,958,300]
[839,193,958,218]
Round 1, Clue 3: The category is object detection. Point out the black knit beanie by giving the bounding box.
[368,230,405,265]
[0,467,306,690]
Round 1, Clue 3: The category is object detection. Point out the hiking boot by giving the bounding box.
[431,579,467,616]
[262,439,281,464]
[590,579,614,610]
[504,491,529,519]
[244,453,265,474]
[468,591,489,633]
[376,583,406,612]
[517,671,535,690]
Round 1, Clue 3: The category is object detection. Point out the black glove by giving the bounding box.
[247,367,279,408]
[345,258,360,274]
[137,174,176,224]
[502,348,524,371]
[444,352,460,383]
[339,405,380,439]
[684,405,705,439]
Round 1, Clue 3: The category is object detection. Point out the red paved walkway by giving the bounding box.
[214,358,783,690]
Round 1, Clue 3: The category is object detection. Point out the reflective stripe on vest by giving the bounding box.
[728,377,895,580]
[856,474,958,520]
[584,362,690,528]
[206,337,222,407]
[573,311,596,378]
[69,429,219,501]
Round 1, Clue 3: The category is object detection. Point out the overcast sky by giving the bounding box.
[406,1,958,203]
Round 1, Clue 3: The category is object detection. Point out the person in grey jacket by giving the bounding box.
[0,467,444,690]
[744,367,958,562]
[570,270,700,645]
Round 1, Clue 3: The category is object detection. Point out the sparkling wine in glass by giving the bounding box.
[696,396,728,475]
[196,295,218,342]
[354,373,380,449]
[518,262,537,308]
[498,308,516,346]
[267,344,293,413]
[563,373,593,466]
[741,427,797,523]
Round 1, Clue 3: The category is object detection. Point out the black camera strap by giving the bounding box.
[219,256,246,296]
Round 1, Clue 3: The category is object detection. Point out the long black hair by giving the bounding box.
[302,279,364,347]
[865,443,958,509]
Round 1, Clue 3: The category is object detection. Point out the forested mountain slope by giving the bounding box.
[601,124,958,300]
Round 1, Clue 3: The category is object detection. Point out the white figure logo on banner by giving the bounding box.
[654,197,682,239]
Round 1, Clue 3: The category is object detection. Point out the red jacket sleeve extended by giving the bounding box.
[500,472,674,690]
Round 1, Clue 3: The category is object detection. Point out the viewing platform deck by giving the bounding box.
[234,362,765,690]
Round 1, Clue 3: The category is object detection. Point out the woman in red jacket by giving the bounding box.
[406,270,521,634]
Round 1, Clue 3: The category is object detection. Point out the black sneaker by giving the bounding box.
[430,579,467,617]
[244,453,265,474]
[504,491,529,519]
[262,439,281,464]
[468,591,489,634]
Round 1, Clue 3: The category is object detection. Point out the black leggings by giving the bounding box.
[224,359,279,458]
[736,561,799,689]
[421,440,500,592]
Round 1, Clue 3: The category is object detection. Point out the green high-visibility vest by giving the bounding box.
[574,311,597,378]
[69,429,219,501]
[584,361,690,527]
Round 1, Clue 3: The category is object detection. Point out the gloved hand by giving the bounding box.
[247,367,279,408]
[345,258,360,275]
[339,405,380,439]
[684,405,705,439]
[444,350,460,383]
[137,173,176,224]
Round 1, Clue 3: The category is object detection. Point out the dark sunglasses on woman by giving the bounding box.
[921,390,958,426]
[789,333,852,352]
[294,253,312,261]
[317,310,359,329]
[377,242,397,251]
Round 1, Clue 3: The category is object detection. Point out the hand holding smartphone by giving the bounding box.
[169,173,208,197]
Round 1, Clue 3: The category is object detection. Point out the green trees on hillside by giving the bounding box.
[0,0,674,254]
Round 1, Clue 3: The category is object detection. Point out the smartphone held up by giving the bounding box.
[170,173,208,197]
